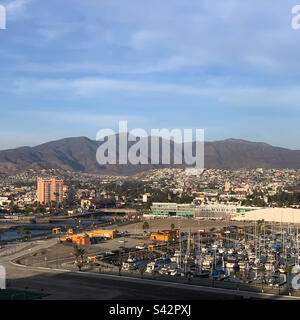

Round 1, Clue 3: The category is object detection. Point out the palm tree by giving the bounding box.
[55,194,59,214]
[258,265,266,293]
[139,268,146,279]
[257,220,264,234]
[23,230,31,240]
[73,245,86,271]
[118,264,123,276]
[16,226,24,240]
[235,270,245,290]
[285,264,293,296]
[235,271,242,280]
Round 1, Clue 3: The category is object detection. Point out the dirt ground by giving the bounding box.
[116,217,246,234]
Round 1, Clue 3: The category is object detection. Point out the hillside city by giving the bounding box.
[1,168,300,217]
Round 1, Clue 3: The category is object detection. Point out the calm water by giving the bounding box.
[0,218,106,241]
[0,229,50,241]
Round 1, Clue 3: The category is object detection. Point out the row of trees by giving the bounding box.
[103,181,194,205]
[242,190,300,207]
[269,191,300,207]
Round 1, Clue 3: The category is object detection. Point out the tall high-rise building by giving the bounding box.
[224,181,231,192]
[37,177,64,204]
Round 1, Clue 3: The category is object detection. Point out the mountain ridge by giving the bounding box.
[1,136,300,175]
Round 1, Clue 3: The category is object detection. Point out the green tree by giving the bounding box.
[36,204,46,213]
[142,221,149,231]
[25,207,33,215]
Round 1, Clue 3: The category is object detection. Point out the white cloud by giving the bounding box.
[2,0,300,79]
[4,0,32,18]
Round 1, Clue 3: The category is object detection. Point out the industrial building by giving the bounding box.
[67,234,91,245]
[151,203,195,217]
[149,229,179,242]
[61,229,116,245]
[151,202,261,218]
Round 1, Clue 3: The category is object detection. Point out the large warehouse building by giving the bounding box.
[151,202,261,218]
[233,207,300,223]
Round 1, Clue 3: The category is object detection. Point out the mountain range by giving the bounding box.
[0,136,300,176]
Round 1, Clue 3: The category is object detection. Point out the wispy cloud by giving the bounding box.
[8,76,300,109]
[15,56,198,75]
[11,77,207,96]
[39,110,150,127]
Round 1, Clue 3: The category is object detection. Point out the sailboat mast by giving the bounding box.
[179,224,182,269]
[296,223,299,265]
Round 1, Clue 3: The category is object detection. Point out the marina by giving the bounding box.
[109,222,300,293]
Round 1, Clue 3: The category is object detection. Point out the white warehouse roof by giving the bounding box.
[235,207,300,223]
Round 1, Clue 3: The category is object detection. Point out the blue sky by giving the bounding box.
[1,0,300,150]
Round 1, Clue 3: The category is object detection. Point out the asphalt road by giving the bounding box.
[7,270,242,300]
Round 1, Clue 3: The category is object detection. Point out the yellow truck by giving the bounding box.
[86,256,97,264]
